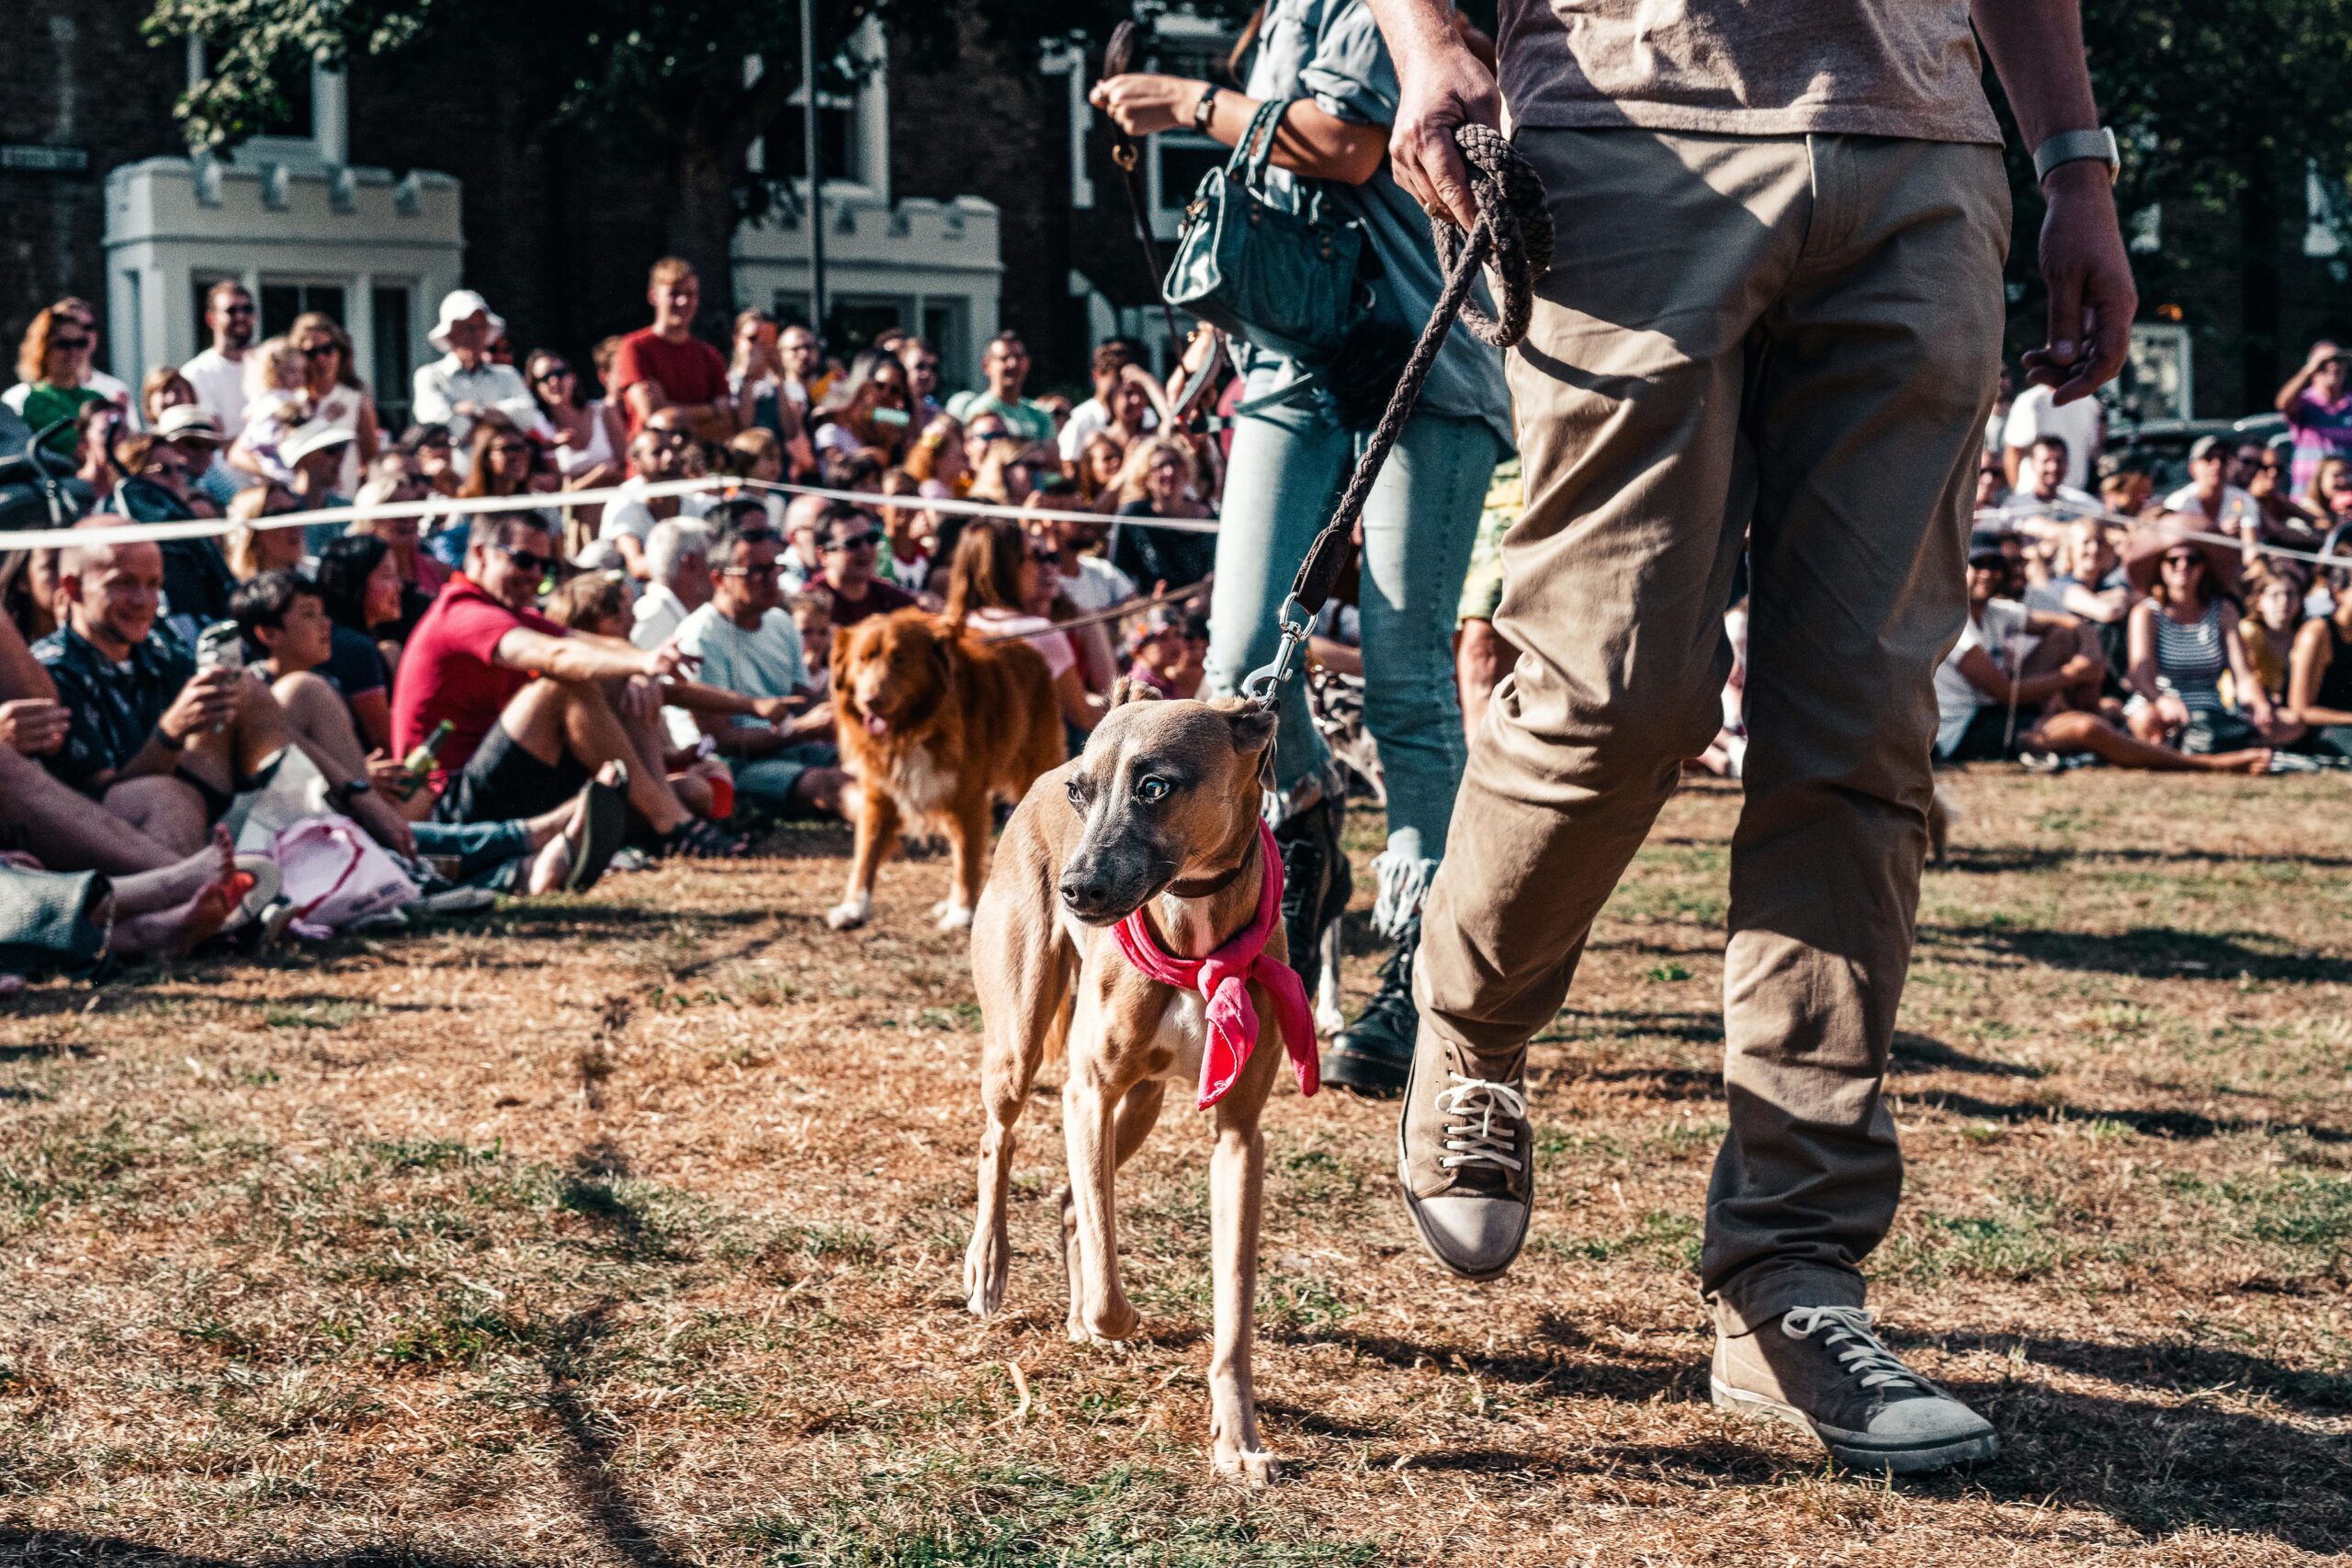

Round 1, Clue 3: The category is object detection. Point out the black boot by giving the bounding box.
[1272,793,1347,998]
[1322,915,1417,1098]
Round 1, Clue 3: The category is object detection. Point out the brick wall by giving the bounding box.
[0,0,186,376]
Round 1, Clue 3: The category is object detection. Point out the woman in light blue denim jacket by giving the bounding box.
[1095,0,1511,1094]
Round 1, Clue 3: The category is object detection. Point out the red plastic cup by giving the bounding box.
[705,772,735,820]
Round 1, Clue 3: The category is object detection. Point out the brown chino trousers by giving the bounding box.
[1416,128,2011,1332]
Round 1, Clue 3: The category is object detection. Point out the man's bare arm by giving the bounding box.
[1363,0,1499,230]
[1973,0,2136,406]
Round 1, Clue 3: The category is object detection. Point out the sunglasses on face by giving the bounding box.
[50,335,91,352]
[2162,554,2204,570]
[909,358,940,374]
[496,544,557,574]
[300,344,338,360]
[823,531,881,553]
[721,562,781,580]
[220,301,255,315]
[732,526,778,543]
[534,366,572,382]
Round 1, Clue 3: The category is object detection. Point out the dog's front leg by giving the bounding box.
[1060,1065,1140,1344]
[934,793,992,931]
[1206,1111,1278,1484]
[826,789,902,930]
[1059,1077,1165,1337]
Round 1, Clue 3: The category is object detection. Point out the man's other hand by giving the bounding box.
[2021,164,2136,406]
[0,698,70,755]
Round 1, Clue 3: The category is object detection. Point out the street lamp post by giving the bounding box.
[800,0,829,339]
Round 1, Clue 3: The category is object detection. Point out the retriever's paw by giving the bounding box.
[934,901,975,932]
[825,895,871,931]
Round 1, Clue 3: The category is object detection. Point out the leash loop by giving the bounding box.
[1241,123,1552,706]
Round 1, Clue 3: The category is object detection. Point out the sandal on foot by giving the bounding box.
[568,773,630,891]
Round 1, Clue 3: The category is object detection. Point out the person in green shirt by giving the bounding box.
[6,306,108,459]
[943,332,1056,445]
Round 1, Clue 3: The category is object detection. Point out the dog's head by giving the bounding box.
[832,609,954,739]
[1055,689,1275,925]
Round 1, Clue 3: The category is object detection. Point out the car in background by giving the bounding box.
[2102,412,2286,494]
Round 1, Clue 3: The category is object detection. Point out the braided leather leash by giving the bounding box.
[1240,124,1553,705]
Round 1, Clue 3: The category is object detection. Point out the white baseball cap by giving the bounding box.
[282,422,357,467]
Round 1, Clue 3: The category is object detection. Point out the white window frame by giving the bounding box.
[186,39,347,168]
[744,17,889,203]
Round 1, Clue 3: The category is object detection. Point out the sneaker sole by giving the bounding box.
[1710,1378,2000,1474]
[1395,1116,1532,1282]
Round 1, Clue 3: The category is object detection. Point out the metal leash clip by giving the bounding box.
[1240,593,1314,707]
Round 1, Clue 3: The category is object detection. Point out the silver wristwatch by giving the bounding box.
[2032,127,2120,185]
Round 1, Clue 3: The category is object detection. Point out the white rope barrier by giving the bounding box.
[0,473,1227,553]
[1977,502,2352,572]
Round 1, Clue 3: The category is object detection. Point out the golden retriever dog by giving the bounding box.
[828,609,1065,931]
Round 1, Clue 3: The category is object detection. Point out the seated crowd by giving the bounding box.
[0,261,1221,975]
[10,257,2344,977]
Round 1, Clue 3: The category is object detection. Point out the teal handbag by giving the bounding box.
[1163,97,1370,366]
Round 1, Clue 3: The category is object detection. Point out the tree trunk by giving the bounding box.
[667,141,744,334]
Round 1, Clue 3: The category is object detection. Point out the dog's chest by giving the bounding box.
[883,743,956,814]
[1142,988,1207,1089]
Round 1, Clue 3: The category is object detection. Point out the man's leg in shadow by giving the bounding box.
[497,678,691,835]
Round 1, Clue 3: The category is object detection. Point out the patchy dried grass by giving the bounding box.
[1,771,2348,1565]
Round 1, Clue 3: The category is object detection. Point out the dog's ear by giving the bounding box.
[929,622,958,684]
[1109,676,1161,709]
[1225,702,1276,756]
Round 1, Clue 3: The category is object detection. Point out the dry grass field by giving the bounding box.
[1,768,2347,1566]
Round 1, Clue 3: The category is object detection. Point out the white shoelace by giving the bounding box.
[1434,1073,1527,1172]
[1781,1306,1927,1393]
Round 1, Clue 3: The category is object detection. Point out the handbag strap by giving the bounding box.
[1228,97,1295,193]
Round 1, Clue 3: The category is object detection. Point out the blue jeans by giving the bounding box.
[413,818,531,887]
[1204,388,1501,931]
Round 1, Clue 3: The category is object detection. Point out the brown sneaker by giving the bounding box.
[1712,1306,1998,1473]
[1396,1019,1532,1279]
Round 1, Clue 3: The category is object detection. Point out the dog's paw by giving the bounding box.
[1072,1296,1139,1344]
[963,1235,1007,1318]
[1213,1442,1282,1487]
[934,902,975,932]
[825,896,870,931]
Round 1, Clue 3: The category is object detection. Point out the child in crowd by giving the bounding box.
[229,338,315,485]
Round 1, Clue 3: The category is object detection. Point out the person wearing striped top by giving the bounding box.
[2124,525,2277,755]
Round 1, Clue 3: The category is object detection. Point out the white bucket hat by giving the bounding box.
[427,289,506,353]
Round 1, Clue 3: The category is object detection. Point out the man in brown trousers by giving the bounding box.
[1363,0,2134,1471]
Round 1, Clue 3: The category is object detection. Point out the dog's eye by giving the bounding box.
[1065,778,1087,811]
[1135,776,1170,805]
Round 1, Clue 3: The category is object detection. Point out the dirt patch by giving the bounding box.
[2,771,2347,1565]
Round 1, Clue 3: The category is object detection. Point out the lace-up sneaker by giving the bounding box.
[1396,1019,1532,1279]
[1712,1306,1999,1473]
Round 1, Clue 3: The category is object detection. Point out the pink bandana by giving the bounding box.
[1110,820,1318,1110]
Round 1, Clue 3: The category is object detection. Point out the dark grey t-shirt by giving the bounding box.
[1497,0,2002,145]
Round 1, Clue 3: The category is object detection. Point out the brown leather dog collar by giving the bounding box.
[1164,827,1261,901]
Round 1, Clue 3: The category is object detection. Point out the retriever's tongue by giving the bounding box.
[864,713,890,735]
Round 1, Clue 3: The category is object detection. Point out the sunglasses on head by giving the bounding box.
[496,543,557,574]
[823,530,882,552]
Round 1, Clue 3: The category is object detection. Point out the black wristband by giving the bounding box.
[1191,84,1219,135]
[153,724,187,752]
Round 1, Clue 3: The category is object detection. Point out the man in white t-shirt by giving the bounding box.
[673,526,853,817]
[1057,339,1159,462]
[2003,380,2103,490]
[178,281,258,441]
[631,517,715,654]
[1997,435,2100,525]
[2163,434,2259,540]
[1934,543,2106,761]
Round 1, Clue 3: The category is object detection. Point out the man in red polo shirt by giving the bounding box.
[392,513,741,858]
[611,258,752,448]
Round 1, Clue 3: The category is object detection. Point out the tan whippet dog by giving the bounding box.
[964,689,1304,1484]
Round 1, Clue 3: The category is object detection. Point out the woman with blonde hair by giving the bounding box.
[903,415,971,495]
[2123,517,2278,757]
[288,311,379,492]
[1073,432,1127,510]
[1108,434,1215,591]
[225,483,310,580]
[943,515,1104,733]
[435,419,549,569]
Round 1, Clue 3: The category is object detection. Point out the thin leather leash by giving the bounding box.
[1101,22,1187,355]
[1240,125,1552,706]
